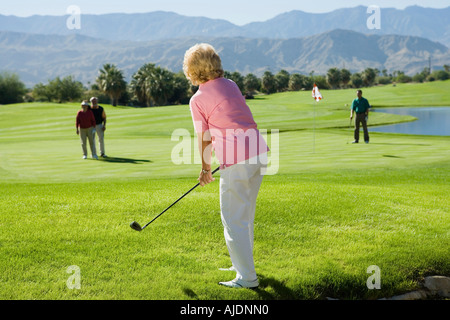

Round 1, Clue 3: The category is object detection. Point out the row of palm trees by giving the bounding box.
[99,63,446,107]
[97,63,189,107]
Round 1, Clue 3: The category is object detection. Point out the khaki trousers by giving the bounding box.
[80,127,97,157]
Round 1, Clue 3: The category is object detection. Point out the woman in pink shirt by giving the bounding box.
[183,43,268,289]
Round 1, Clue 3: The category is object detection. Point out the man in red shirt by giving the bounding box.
[76,101,98,159]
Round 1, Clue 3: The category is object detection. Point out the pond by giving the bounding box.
[370,107,450,136]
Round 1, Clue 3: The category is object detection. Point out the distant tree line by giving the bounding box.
[0,72,27,104]
[1,64,449,105]
[30,63,191,107]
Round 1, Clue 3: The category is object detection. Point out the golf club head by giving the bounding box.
[130,221,143,232]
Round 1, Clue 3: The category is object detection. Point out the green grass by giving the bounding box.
[0,81,449,300]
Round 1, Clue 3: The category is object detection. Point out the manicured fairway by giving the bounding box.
[0,81,449,299]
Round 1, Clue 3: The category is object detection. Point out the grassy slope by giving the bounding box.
[0,81,449,300]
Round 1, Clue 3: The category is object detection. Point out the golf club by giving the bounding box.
[130,167,220,232]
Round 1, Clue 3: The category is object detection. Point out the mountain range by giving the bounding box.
[1,6,449,45]
[1,29,448,87]
[0,6,449,87]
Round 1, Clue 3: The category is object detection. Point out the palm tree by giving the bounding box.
[130,63,175,107]
[362,68,377,87]
[130,64,153,107]
[340,69,351,88]
[351,73,363,88]
[275,70,290,92]
[261,71,276,94]
[152,67,175,106]
[288,73,304,91]
[244,73,261,96]
[326,67,341,89]
[97,64,127,106]
[228,71,245,94]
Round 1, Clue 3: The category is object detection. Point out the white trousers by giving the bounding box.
[219,153,266,281]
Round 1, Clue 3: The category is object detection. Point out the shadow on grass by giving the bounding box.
[253,275,298,299]
[255,274,375,300]
[180,274,386,300]
[100,157,152,164]
[382,154,403,158]
[370,142,431,146]
[182,287,199,299]
[252,95,268,100]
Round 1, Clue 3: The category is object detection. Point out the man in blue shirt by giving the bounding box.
[350,90,371,143]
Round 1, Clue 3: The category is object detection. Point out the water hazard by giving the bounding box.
[370,107,450,136]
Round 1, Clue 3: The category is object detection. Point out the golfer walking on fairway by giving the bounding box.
[350,89,371,143]
[183,43,269,289]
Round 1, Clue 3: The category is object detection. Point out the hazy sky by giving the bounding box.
[1,0,448,25]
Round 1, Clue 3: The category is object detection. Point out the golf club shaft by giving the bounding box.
[141,166,220,230]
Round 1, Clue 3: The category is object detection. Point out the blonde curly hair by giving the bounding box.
[183,43,224,86]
